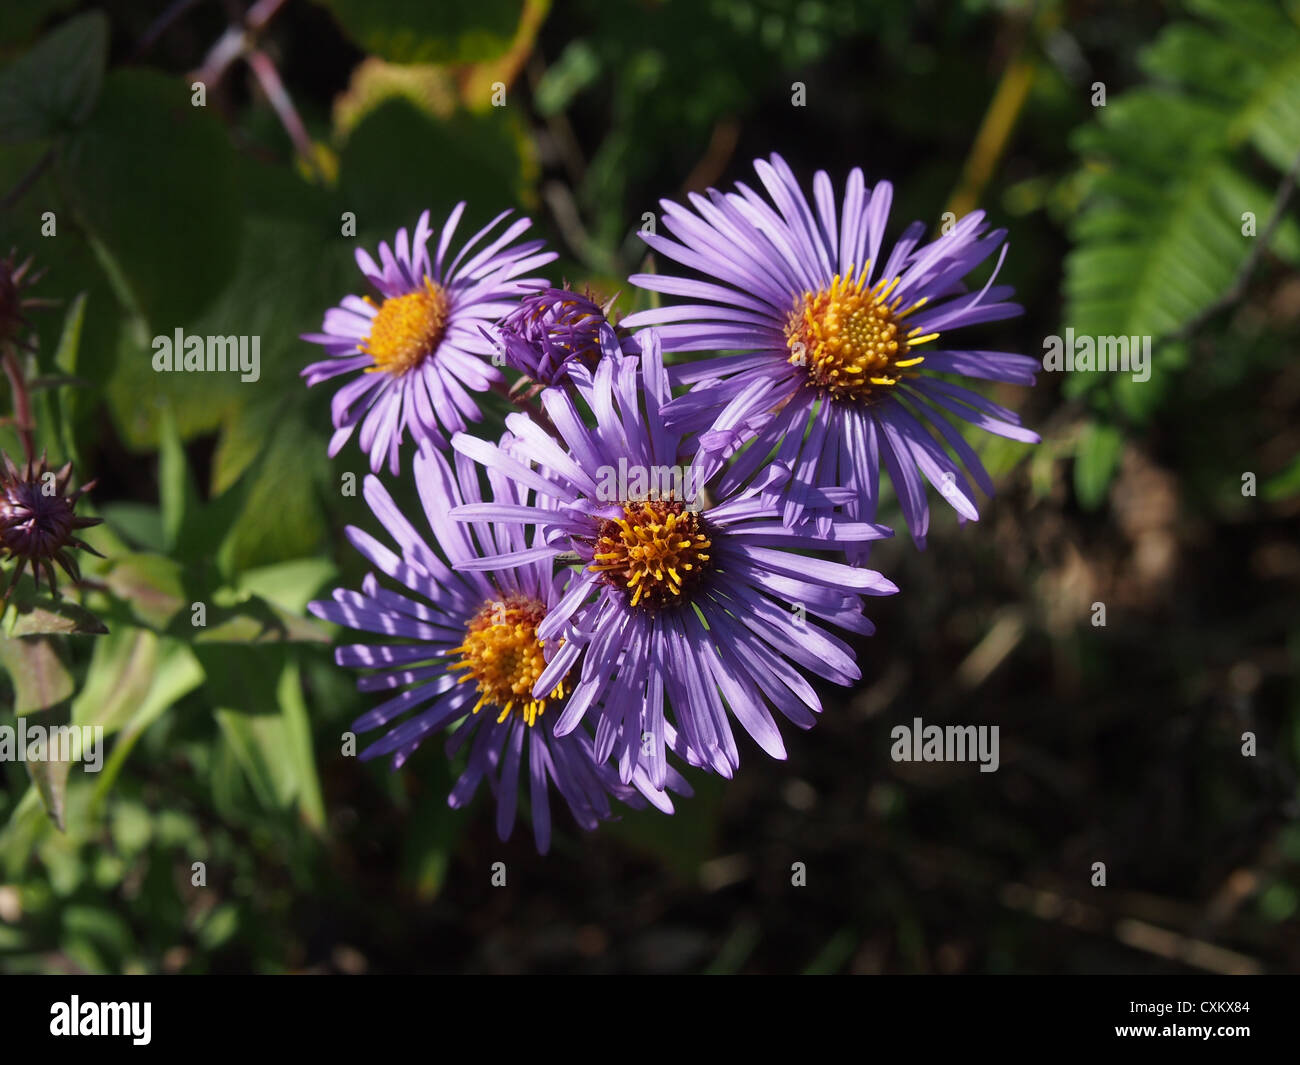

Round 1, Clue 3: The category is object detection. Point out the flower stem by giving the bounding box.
[1,346,35,465]
[490,376,557,438]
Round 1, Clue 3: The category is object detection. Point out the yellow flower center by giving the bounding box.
[449,596,564,727]
[361,276,450,376]
[784,264,938,402]
[589,501,712,609]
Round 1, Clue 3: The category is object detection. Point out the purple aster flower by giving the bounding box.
[301,206,556,475]
[492,283,634,387]
[449,332,898,787]
[308,443,685,854]
[624,153,1040,550]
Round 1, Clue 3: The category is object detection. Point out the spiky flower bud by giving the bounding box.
[495,284,631,386]
[0,452,103,598]
[0,249,50,350]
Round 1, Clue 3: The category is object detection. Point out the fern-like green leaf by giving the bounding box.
[1063,0,1300,413]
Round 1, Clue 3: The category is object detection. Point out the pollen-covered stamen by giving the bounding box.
[448,596,564,727]
[589,500,712,609]
[361,276,450,376]
[784,263,938,403]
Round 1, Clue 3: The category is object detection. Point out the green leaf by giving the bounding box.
[157,407,202,556]
[0,636,76,830]
[26,751,71,833]
[62,904,134,963]
[213,413,331,572]
[196,902,240,950]
[100,552,187,631]
[1262,451,1300,501]
[1063,0,1300,402]
[1,571,109,636]
[0,11,109,143]
[50,291,88,465]
[338,98,536,236]
[0,635,74,715]
[534,39,601,116]
[155,404,274,572]
[276,658,325,831]
[213,660,325,829]
[62,69,241,327]
[96,551,331,643]
[235,558,337,615]
[99,503,166,553]
[7,596,107,637]
[1073,422,1124,510]
[89,639,204,807]
[52,290,86,375]
[72,627,161,734]
[316,0,527,64]
[195,595,332,645]
[198,643,281,716]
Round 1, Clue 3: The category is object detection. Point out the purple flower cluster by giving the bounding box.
[305,155,1038,852]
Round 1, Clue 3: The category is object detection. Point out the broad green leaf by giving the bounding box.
[316,0,527,64]
[72,627,161,734]
[193,644,281,713]
[96,551,330,643]
[90,640,204,806]
[1,571,108,636]
[0,11,108,143]
[338,98,536,237]
[100,552,187,631]
[99,503,166,553]
[63,69,241,327]
[235,558,337,615]
[6,596,107,637]
[194,596,331,645]
[0,635,74,714]
[213,659,325,829]
[332,58,459,138]
[213,413,332,572]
